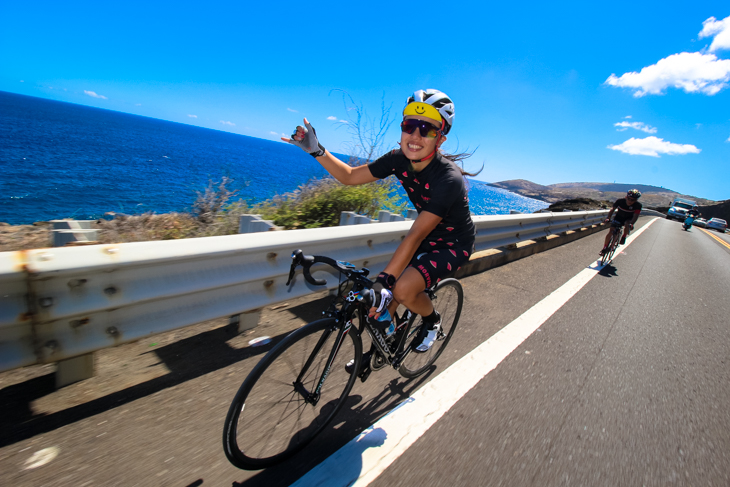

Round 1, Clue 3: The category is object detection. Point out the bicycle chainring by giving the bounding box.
[371,350,388,370]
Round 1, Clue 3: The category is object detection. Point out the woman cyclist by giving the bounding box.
[282,89,476,352]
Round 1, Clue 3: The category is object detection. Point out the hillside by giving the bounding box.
[549,182,677,195]
[489,179,716,208]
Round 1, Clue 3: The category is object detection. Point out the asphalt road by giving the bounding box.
[1,216,729,486]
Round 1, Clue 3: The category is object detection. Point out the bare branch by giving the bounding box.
[330,89,395,164]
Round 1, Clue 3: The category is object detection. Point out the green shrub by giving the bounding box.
[241,176,406,230]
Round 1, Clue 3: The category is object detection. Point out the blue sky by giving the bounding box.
[1,1,728,201]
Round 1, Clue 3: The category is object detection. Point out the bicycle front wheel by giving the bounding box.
[223,317,362,470]
[399,278,463,379]
[607,230,620,261]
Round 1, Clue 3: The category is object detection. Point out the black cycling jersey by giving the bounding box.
[368,150,476,245]
[687,209,700,218]
[368,149,475,286]
[612,198,642,223]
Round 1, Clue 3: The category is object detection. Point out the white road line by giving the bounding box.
[292,218,658,487]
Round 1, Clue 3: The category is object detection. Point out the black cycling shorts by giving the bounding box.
[408,239,474,289]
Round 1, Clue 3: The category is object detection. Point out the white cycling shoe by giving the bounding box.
[415,321,441,353]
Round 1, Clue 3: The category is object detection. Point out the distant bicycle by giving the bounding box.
[599,220,625,265]
[222,249,464,470]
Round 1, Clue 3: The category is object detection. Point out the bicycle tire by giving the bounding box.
[399,279,463,379]
[600,245,609,265]
[607,230,620,261]
[223,317,362,470]
[601,229,618,265]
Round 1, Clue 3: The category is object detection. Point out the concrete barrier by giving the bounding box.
[50,220,98,247]
[238,215,281,233]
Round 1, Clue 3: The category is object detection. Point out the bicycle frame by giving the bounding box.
[291,275,426,402]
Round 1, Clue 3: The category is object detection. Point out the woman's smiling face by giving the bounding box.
[400,115,446,162]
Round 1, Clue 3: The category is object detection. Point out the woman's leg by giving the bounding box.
[392,267,433,317]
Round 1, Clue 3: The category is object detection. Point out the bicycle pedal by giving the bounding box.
[358,366,372,383]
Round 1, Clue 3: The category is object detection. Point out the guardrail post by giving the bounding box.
[339,211,357,226]
[230,309,262,333]
[56,354,95,388]
[50,220,98,386]
[339,212,377,225]
[377,210,405,222]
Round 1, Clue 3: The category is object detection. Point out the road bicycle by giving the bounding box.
[223,249,464,470]
[600,220,625,265]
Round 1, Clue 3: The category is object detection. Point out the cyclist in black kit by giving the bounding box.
[687,205,701,220]
[283,89,477,352]
[600,189,642,255]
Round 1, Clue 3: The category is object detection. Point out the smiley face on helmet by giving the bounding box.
[403,89,455,135]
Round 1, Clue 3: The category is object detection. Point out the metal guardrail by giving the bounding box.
[0,210,607,373]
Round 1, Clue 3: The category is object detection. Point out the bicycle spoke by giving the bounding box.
[398,279,463,379]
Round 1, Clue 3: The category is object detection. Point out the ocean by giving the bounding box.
[0,91,549,225]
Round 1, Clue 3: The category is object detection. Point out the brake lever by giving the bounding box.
[286,262,296,286]
[286,249,304,286]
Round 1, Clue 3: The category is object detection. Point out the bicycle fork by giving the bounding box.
[294,320,353,406]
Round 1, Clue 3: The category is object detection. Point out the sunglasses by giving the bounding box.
[400,119,441,138]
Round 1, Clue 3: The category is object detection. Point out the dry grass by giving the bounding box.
[0,210,252,252]
[0,222,52,252]
[0,176,406,252]
[95,212,203,244]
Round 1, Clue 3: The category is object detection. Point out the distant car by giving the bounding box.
[666,197,697,221]
[693,218,707,228]
[706,218,727,232]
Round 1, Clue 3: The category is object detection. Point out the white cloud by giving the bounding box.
[84,90,107,99]
[624,115,632,119]
[287,108,298,113]
[188,114,197,118]
[220,120,235,126]
[606,52,730,96]
[608,136,701,157]
[269,131,278,135]
[614,121,657,134]
[339,119,348,124]
[327,116,337,120]
[700,16,730,52]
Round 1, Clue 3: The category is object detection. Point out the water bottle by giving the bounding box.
[375,309,395,337]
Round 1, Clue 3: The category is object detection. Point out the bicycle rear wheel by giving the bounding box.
[223,317,362,470]
[399,278,463,379]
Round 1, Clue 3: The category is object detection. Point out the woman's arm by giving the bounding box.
[314,151,378,186]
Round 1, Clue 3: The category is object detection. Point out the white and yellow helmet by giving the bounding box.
[403,89,455,135]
